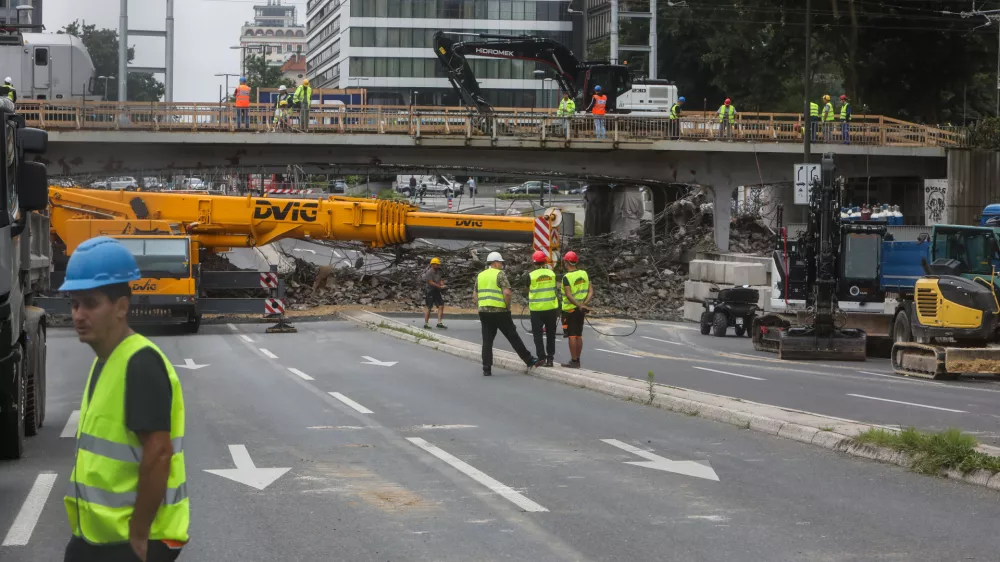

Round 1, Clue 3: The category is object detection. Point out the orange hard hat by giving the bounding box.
[532,250,547,263]
[724,98,731,105]
[563,251,579,263]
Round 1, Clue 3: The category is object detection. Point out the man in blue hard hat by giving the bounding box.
[60,237,189,562]
[669,96,685,139]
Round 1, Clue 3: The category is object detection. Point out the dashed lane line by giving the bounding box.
[407,437,548,513]
[60,410,79,438]
[691,366,766,381]
[240,335,255,343]
[329,392,373,414]
[2,473,58,546]
[595,348,640,358]
[259,348,278,359]
[288,368,315,381]
[846,393,968,413]
[227,323,238,331]
[640,336,684,346]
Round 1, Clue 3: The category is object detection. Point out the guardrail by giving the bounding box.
[13,101,964,148]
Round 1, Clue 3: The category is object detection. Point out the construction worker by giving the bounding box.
[61,237,188,562]
[272,99,290,132]
[422,257,447,329]
[0,77,16,102]
[821,94,834,141]
[557,92,575,135]
[234,76,251,130]
[669,96,685,139]
[585,85,607,139]
[808,100,820,141]
[560,250,592,368]
[717,98,736,139]
[839,94,852,144]
[528,251,559,367]
[474,251,540,376]
[293,78,312,131]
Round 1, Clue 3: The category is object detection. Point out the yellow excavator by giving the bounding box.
[891,225,1000,379]
[47,187,561,332]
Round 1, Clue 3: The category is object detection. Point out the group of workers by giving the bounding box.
[422,249,592,375]
[232,76,312,131]
[665,93,852,142]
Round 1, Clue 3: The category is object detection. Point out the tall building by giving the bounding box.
[240,0,307,69]
[305,0,573,107]
[0,0,43,26]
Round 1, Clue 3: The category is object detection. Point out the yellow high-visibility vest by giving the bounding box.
[528,268,559,312]
[562,269,590,312]
[477,268,506,309]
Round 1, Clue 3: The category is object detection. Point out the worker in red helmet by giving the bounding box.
[527,250,559,367]
[560,250,592,368]
[717,97,737,139]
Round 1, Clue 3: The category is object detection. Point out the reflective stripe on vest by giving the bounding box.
[718,106,734,123]
[562,269,590,312]
[65,333,189,545]
[669,103,680,119]
[822,102,834,122]
[477,268,506,308]
[840,102,851,121]
[235,85,250,108]
[809,102,819,117]
[528,268,559,312]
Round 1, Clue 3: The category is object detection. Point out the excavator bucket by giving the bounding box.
[892,342,1000,380]
[777,327,867,361]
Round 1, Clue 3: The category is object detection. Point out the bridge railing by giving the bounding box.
[13,101,964,147]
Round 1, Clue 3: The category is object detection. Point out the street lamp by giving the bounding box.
[533,69,546,113]
[98,75,115,101]
[231,44,267,78]
[411,90,419,107]
[215,72,241,102]
[542,77,555,111]
[350,77,370,106]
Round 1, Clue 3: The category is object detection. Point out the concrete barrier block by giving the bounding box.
[688,259,716,282]
[732,263,767,286]
[683,300,705,322]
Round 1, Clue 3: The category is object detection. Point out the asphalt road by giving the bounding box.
[3,320,1000,560]
[409,315,1000,447]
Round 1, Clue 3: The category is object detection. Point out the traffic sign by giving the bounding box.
[794,164,820,205]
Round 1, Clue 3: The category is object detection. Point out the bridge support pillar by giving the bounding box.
[706,184,733,253]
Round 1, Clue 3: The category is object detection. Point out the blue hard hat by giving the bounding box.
[594,85,602,92]
[59,237,141,292]
[678,96,686,103]
[240,76,247,83]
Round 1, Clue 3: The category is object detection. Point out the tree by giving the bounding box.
[59,20,165,102]
[242,54,296,102]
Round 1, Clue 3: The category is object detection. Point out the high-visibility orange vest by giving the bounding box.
[592,94,607,115]
[235,85,250,108]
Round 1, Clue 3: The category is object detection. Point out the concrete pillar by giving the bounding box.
[707,184,732,252]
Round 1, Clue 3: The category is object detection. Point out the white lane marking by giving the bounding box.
[846,393,967,413]
[227,323,238,331]
[408,424,478,430]
[595,348,640,358]
[240,334,255,343]
[288,368,314,381]
[329,392,373,414]
[2,472,58,546]
[407,437,548,513]
[60,410,80,438]
[640,336,684,346]
[692,366,766,381]
[259,348,278,359]
[333,250,344,258]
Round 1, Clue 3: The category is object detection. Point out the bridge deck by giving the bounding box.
[16,101,963,148]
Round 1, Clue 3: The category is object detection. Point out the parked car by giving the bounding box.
[94,176,138,190]
[507,180,559,195]
[332,179,348,193]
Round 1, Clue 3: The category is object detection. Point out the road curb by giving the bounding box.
[341,309,1000,491]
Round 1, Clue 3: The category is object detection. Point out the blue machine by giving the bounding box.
[980,204,1000,226]
[880,239,930,294]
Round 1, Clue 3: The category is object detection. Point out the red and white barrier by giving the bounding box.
[264,298,286,315]
[532,217,551,261]
[264,188,314,194]
[260,272,278,289]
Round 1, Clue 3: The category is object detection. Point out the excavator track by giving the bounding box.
[891,342,1000,380]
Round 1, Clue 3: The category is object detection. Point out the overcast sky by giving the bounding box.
[46,0,306,101]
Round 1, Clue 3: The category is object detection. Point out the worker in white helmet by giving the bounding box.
[0,77,16,102]
[473,251,541,376]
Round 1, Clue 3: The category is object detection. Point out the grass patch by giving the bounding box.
[854,427,1000,475]
[647,371,656,405]
[376,321,440,343]
[685,410,700,417]
[819,426,834,432]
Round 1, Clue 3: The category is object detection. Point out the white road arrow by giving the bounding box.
[173,358,208,370]
[601,439,719,482]
[204,445,290,490]
[360,356,397,367]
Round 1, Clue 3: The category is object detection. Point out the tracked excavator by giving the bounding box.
[47,187,560,332]
[890,226,1000,379]
[751,153,869,361]
[432,31,632,115]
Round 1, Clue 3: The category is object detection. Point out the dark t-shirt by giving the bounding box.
[88,347,173,433]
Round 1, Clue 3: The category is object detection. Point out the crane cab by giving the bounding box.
[112,235,200,332]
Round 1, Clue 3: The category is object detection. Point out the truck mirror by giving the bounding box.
[18,161,48,211]
[17,128,47,155]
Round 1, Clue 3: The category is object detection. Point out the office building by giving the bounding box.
[241,0,307,68]
[0,0,42,26]
[305,0,573,107]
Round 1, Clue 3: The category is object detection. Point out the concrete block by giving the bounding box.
[683,300,705,323]
[688,259,715,282]
[731,263,767,286]
[709,261,727,284]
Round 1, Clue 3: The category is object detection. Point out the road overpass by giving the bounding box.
[25,102,955,250]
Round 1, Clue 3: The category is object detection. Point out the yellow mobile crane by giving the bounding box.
[47,187,561,332]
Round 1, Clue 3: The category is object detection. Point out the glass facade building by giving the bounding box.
[305,0,574,107]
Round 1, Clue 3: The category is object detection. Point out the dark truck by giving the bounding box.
[0,98,53,459]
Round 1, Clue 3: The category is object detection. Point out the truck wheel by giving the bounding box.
[712,311,728,337]
[36,325,46,427]
[734,325,746,337]
[184,314,201,334]
[699,311,712,335]
[0,345,26,459]
[893,310,912,344]
[25,322,45,433]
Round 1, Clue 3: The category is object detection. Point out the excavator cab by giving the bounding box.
[578,65,632,113]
